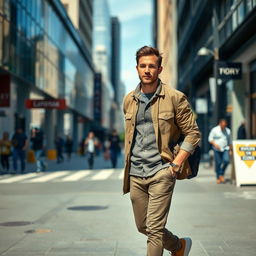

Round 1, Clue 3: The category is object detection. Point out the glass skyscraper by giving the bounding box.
[0,0,94,150]
[93,0,114,129]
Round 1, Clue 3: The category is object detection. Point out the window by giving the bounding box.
[232,9,238,30]
[238,1,245,24]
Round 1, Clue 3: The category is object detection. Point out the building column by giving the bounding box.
[56,110,64,137]
[45,109,56,149]
[231,79,246,140]
[16,79,31,134]
[72,113,78,153]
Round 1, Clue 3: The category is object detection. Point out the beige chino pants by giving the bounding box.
[130,167,181,256]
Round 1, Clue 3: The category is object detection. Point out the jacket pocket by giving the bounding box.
[158,112,174,134]
[125,113,133,120]
[125,113,133,132]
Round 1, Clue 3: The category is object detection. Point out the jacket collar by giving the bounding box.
[132,79,164,100]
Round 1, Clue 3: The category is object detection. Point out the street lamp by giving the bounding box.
[197,47,214,57]
[197,47,219,61]
[197,46,220,124]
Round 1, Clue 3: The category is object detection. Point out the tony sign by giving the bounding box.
[217,61,242,80]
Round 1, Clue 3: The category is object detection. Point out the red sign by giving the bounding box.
[0,75,10,107]
[25,99,67,109]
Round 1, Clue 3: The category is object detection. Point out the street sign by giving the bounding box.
[217,61,242,80]
[233,140,256,187]
[195,98,208,114]
[25,99,67,109]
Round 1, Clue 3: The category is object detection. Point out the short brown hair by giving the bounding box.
[136,46,162,67]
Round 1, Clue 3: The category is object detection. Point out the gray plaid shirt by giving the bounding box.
[130,83,169,177]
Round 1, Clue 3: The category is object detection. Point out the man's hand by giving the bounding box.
[213,143,221,151]
[168,166,177,178]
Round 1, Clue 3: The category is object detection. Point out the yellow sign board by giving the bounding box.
[233,140,256,187]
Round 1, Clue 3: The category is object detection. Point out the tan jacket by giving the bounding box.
[122,82,201,194]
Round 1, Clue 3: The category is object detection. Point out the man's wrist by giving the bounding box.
[170,162,181,173]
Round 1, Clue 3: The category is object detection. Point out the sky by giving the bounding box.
[108,0,153,94]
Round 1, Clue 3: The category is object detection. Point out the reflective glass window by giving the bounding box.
[0,0,94,117]
[247,0,253,11]
[232,10,238,31]
[238,1,245,24]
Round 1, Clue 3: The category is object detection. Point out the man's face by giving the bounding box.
[220,120,227,130]
[136,55,162,85]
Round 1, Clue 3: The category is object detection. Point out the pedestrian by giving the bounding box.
[84,131,97,169]
[103,139,110,161]
[208,118,232,184]
[108,129,120,168]
[237,121,246,139]
[65,135,73,160]
[0,132,12,173]
[30,128,46,172]
[123,46,200,256]
[11,127,28,174]
[55,135,64,163]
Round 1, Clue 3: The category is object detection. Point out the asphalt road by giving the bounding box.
[0,155,256,256]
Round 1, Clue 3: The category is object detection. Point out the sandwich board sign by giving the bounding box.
[233,140,256,187]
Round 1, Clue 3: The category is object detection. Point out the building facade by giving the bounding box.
[153,0,177,88]
[0,0,94,152]
[60,0,93,53]
[93,0,114,130]
[111,17,120,104]
[176,0,256,158]
[110,16,124,133]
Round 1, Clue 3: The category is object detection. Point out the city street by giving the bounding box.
[0,154,256,256]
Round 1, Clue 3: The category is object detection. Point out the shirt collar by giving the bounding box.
[132,79,164,100]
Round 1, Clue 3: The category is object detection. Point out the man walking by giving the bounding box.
[31,128,46,172]
[11,128,28,174]
[123,46,200,256]
[84,131,97,169]
[208,119,232,184]
[108,129,121,168]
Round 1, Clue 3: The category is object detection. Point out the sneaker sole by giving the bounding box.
[183,237,192,256]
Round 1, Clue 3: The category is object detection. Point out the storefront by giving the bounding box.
[0,0,95,152]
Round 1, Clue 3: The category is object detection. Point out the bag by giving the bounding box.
[173,135,201,179]
[187,145,201,179]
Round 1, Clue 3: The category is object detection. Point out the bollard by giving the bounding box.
[47,149,57,160]
[27,150,36,163]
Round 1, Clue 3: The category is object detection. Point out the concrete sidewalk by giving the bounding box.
[171,163,256,256]
[0,156,256,255]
